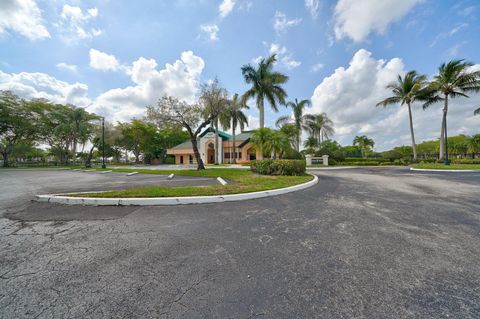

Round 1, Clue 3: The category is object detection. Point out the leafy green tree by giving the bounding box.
[353,135,375,158]
[146,95,223,170]
[0,91,39,167]
[276,98,311,151]
[422,60,480,160]
[377,70,427,159]
[119,119,156,163]
[341,145,362,158]
[220,93,249,163]
[304,113,334,143]
[241,54,289,130]
[466,134,480,158]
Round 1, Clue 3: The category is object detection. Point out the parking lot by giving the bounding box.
[1,167,480,318]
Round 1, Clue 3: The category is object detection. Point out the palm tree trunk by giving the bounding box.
[439,95,448,160]
[232,122,236,164]
[407,102,417,160]
[214,119,219,164]
[296,132,300,152]
[258,98,264,129]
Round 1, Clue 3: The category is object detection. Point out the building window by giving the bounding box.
[180,155,184,164]
[189,155,193,164]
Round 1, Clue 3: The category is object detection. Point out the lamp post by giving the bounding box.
[102,117,106,169]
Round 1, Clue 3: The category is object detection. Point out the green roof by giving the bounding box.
[235,131,254,141]
[171,140,193,149]
[199,127,231,140]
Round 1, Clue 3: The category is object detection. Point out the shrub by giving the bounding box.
[451,158,480,164]
[251,159,306,176]
[282,149,304,160]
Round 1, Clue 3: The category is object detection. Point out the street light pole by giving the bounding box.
[102,117,106,169]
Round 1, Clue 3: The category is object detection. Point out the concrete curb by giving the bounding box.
[35,174,318,206]
[410,167,479,173]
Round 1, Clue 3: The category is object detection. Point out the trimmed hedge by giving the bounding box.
[451,158,480,164]
[251,159,306,176]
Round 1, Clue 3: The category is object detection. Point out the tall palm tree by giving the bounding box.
[422,59,480,161]
[305,113,334,143]
[241,54,289,132]
[200,79,229,164]
[220,93,249,163]
[353,135,375,158]
[276,98,311,151]
[376,71,427,160]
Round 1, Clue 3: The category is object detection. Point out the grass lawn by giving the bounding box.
[70,168,313,198]
[412,163,480,170]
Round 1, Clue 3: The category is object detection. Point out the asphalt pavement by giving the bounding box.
[1,167,479,318]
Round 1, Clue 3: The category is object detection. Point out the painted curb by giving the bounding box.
[410,167,479,173]
[35,174,318,206]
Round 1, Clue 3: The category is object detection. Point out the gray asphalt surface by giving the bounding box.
[1,167,480,318]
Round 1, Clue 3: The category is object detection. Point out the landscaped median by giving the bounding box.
[410,163,480,171]
[36,165,318,206]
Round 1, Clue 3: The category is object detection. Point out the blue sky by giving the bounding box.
[1,0,479,150]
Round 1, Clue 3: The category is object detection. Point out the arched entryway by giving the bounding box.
[247,147,256,161]
[207,142,215,164]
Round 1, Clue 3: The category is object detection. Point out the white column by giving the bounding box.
[322,155,329,166]
[305,155,312,166]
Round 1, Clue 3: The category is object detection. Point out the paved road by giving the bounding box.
[1,167,480,318]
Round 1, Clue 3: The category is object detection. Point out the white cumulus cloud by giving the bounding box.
[92,51,205,121]
[305,0,320,18]
[273,11,302,35]
[0,0,50,40]
[219,0,236,18]
[269,43,301,70]
[56,62,77,73]
[58,4,102,43]
[89,49,120,71]
[200,23,219,41]
[333,0,423,42]
[0,69,91,107]
[309,49,480,150]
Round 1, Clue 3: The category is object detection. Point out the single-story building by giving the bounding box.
[167,128,260,165]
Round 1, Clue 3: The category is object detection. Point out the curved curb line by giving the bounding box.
[35,174,319,206]
[410,167,479,173]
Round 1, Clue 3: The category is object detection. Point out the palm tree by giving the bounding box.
[200,79,229,164]
[220,93,249,163]
[422,59,480,161]
[278,123,298,150]
[353,135,375,158]
[266,130,290,159]
[466,134,480,159]
[305,113,334,143]
[303,136,319,154]
[376,71,427,160]
[241,54,289,132]
[251,128,273,159]
[276,98,311,151]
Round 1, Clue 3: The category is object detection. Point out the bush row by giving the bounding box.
[251,159,306,176]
